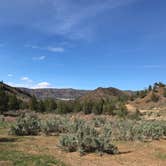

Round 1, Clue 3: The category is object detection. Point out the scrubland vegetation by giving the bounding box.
[1,82,166,165]
[9,113,166,156]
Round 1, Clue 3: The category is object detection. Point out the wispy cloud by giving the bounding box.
[32,56,46,61]
[25,44,64,53]
[98,64,166,70]
[7,82,29,88]
[0,0,137,41]
[32,82,52,89]
[47,47,64,53]
[7,74,13,77]
[8,80,52,89]
[21,77,33,83]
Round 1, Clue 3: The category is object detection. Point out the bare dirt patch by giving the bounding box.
[12,135,166,166]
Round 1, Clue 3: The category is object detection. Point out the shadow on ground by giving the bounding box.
[0,137,18,142]
[118,151,133,155]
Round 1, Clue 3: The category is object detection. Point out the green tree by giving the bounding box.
[151,93,159,102]
[73,100,82,112]
[148,85,152,91]
[29,96,38,111]
[92,100,103,115]
[19,101,29,110]
[115,102,128,118]
[102,102,116,115]
[163,88,166,97]
[38,100,46,113]
[139,90,147,98]
[8,95,19,110]
[56,101,71,114]
[158,82,165,87]
[0,89,8,113]
[44,98,57,112]
[82,101,93,114]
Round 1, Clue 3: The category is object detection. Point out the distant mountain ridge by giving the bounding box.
[0,82,135,101]
[1,81,166,110]
[20,88,90,100]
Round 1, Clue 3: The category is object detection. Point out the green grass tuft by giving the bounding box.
[0,149,65,166]
[155,152,166,160]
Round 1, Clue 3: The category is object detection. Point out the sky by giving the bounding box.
[0,0,166,90]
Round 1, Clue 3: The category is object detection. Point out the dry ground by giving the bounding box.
[0,131,166,166]
[126,104,166,121]
[0,115,166,166]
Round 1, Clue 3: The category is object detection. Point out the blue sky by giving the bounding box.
[0,0,166,90]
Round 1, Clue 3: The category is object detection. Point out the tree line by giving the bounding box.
[1,82,165,116]
[0,84,128,117]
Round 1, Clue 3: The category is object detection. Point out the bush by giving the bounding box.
[132,120,166,140]
[139,90,148,98]
[10,113,41,136]
[110,120,166,141]
[0,115,5,122]
[59,122,119,155]
[68,118,85,133]
[110,120,135,141]
[163,88,166,97]
[92,101,103,115]
[127,109,141,120]
[151,93,159,102]
[113,103,128,118]
[92,117,106,127]
[102,102,116,115]
[59,134,78,152]
[41,117,69,135]
[56,101,73,114]
[82,101,93,114]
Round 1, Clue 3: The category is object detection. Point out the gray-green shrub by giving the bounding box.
[59,134,78,152]
[132,120,166,140]
[110,120,166,141]
[41,117,69,135]
[59,122,118,155]
[10,113,41,136]
[92,117,106,127]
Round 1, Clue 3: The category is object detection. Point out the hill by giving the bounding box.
[79,87,129,102]
[130,82,166,109]
[20,88,90,100]
[0,82,32,101]
[2,81,166,111]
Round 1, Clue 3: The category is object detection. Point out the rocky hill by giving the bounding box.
[20,88,90,100]
[130,82,166,109]
[79,87,130,102]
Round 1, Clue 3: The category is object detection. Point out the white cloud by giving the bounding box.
[8,81,52,89]
[47,47,64,53]
[32,56,46,61]
[21,77,33,83]
[25,44,64,53]
[7,74,13,77]
[7,82,27,88]
[32,82,52,89]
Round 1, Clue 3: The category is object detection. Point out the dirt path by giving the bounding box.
[126,104,137,112]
